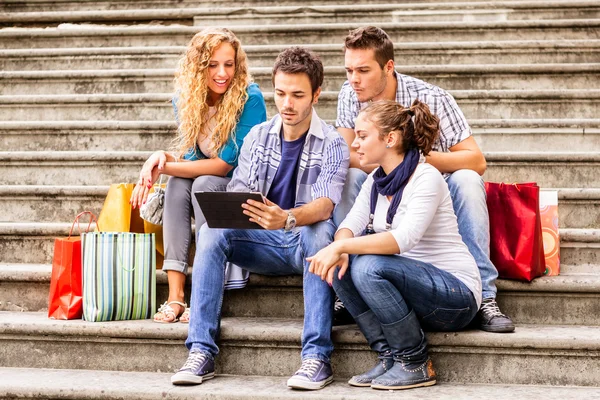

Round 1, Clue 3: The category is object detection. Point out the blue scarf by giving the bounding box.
[367,148,420,232]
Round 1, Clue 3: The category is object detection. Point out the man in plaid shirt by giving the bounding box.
[172,47,349,391]
[334,26,514,334]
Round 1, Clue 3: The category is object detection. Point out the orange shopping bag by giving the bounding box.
[48,211,97,320]
[96,183,164,267]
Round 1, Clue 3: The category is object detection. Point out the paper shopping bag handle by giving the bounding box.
[69,211,99,238]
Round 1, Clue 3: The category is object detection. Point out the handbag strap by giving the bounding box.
[69,211,99,238]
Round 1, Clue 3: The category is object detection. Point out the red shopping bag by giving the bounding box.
[485,182,546,281]
[48,211,97,320]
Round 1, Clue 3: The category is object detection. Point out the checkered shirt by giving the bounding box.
[336,71,472,152]
[228,108,350,207]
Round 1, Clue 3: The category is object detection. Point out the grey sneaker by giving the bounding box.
[479,298,515,333]
[287,358,333,390]
[171,350,215,385]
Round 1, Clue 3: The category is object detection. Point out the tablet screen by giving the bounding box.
[194,191,266,229]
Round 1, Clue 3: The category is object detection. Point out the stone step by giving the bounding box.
[1,184,597,230]
[2,311,600,386]
[3,368,599,400]
[2,262,600,326]
[0,151,149,185]
[0,222,596,268]
[2,120,598,153]
[473,122,600,152]
[0,19,598,49]
[2,40,598,71]
[9,0,556,11]
[1,89,600,121]
[2,150,600,186]
[3,0,518,13]
[3,63,599,96]
[0,121,175,152]
[190,2,600,25]
[2,1,598,27]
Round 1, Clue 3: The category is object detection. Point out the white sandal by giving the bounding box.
[179,307,191,324]
[153,301,187,323]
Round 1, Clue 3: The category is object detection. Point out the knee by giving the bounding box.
[350,255,384,287]
[197,224,227,253]
[447,169,485,198]
[301,220,335,256]
[346,168,368,191]
[191,175,228,193]
[165,177,192,200]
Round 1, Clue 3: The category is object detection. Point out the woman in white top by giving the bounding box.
[308,99,482,391]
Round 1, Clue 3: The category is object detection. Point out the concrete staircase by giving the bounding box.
[1,0,599,398]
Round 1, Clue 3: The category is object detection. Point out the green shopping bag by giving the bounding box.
[82,232,156,322]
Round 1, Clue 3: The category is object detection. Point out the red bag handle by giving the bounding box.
[69,211,99,238]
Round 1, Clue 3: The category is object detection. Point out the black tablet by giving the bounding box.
[194,191,265,229]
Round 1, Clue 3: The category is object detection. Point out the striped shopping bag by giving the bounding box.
[82,232,156,322]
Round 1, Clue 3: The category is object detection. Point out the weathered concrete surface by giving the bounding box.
[3,262,600,324]
[3,120,599,152]
[3,367,600,400]
[2,312,600,386]
[3,1,600,26]
[2,90,600,121]
[2,63,599,95]
[2,41,599,71]
[3,150,600,187]
[0,20,598,49]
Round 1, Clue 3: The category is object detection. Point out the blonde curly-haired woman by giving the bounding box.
[130,28,267,323]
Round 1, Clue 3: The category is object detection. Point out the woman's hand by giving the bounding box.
[130,151,166,209]
[140,151,167,186]
[307,242,349,284]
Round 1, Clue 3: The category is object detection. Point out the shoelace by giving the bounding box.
[181,351,207,371]
[296,359,321,377]
[334,297,345,312]
[481,299,506,318]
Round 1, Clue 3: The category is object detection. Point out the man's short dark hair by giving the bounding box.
[344,26,394,69]
[272,47,324,94]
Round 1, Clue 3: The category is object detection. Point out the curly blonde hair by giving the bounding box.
[173,28,250,157]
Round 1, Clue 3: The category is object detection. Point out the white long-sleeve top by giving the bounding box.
[338,163,482,308]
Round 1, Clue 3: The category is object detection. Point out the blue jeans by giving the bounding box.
[186,219,337,363]
[333,254,477,332]
[446,169,498,300]
[333,168,368,227]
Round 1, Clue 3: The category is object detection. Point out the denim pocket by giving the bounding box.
[421,307,472,331]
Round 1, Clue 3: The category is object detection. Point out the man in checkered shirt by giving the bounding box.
[333,26,514,334]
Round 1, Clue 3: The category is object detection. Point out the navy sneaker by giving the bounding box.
[287,358,333,390]
[171,350,215,385]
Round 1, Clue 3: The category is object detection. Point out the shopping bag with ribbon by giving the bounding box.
[485,182,546,281]
[97,183,164,267]
[48,211,97,320]
[82,231,156,322]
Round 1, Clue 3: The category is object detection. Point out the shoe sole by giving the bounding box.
[480,324,516,333]
[171,371,215,385]
[371,379,436,390]
[287,375,334,390]
[348,379,372,387]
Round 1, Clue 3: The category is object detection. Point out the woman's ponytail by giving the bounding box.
[407,99,439,156]
[360,99,439,155]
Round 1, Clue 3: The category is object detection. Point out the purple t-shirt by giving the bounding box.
[267,132,307,209]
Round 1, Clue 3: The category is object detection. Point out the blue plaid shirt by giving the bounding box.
[336,71,472,152]
[228,108,349,208]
